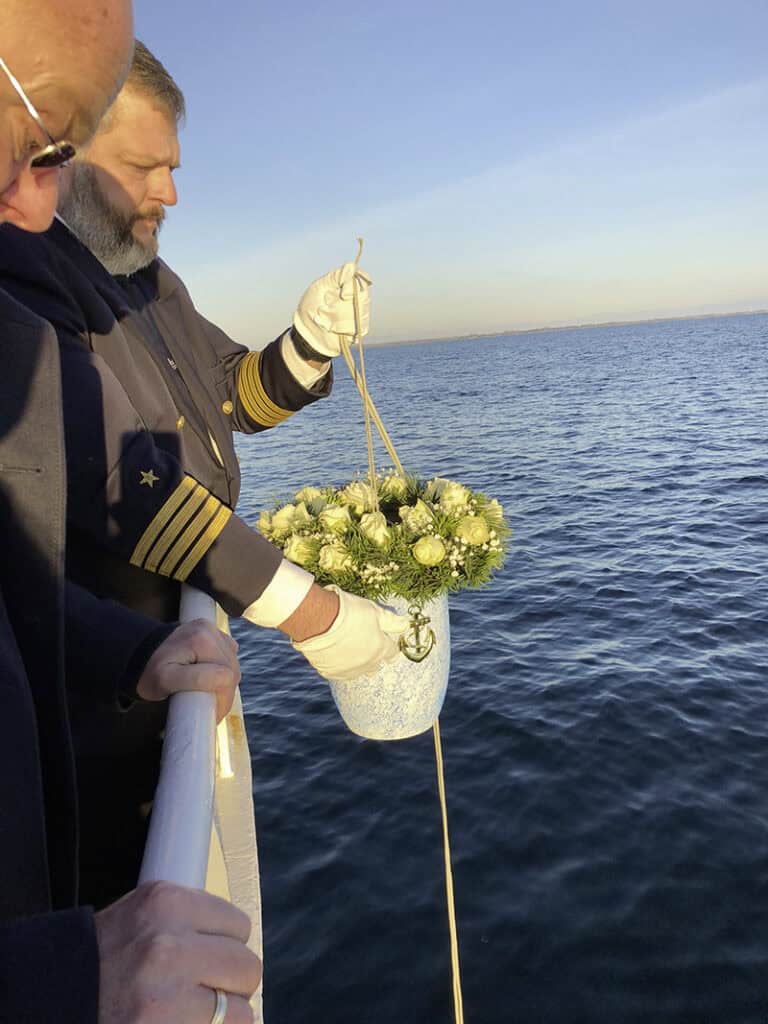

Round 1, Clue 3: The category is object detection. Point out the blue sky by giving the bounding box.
[134,1,767,345]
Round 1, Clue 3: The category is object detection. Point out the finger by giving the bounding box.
[215,684,237,722]
[377,609,410,635]
[315,305,370,337]
[194,988,255,1024]
[322,288,370,314]
[194,935,263,996]
[134,881,253,942]
[165,661,237,701]
[208,629,241,682]
[336,261,357,289]
[185,619,239,658]
[340,267,372,300]
[311,308,334,331]
[186,620,241,681]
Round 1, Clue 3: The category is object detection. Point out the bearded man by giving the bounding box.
[0,39,407,910]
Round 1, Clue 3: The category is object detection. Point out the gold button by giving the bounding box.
[176,415,185,430]
[222,400,234,415]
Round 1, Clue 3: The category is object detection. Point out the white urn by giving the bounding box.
[328,593,450,741]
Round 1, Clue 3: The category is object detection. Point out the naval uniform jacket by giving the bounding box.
[0,219,331,626]
[0,288,174,1021]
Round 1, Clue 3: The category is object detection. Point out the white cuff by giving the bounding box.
[242,558,315,628]
[280,330,330,388]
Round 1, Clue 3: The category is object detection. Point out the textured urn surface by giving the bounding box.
[328,594,450,740]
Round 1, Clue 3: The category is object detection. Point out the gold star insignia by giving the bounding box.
[140,469,160,488]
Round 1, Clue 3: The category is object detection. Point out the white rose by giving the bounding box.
[340,480,375,514]
[270,504,296,539]
[424,477,448,501]
[455,515,490,546]
[483,498,505,528]
[257,510,272,537]
[291,502,314,529]
[398,498,434,535]
[319,504,352,534]
[283,535,317,567]
[380,473,408,500]
[439,480,471,511]
[360,511,390,547]
[319,543,353,573]
[295,486,323,504]
[412,535,446,566]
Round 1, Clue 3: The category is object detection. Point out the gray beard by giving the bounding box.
[58,163,162,277]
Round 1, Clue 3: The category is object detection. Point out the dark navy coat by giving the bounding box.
[0,288,170,1020]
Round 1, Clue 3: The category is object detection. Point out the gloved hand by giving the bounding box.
[292,585,408,681]
[293,262,372,358]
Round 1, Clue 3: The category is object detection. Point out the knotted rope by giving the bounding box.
[338,240,465,1024]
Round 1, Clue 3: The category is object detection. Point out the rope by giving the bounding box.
[339,238,406,481]
[349,240,379,509]
[434,720,465,1024]
[341,241,465,1023]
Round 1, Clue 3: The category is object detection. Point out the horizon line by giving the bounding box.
[369,308,768,348]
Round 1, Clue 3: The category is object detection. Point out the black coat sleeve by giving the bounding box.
[0,907,99,1022]
[64,581,175,707]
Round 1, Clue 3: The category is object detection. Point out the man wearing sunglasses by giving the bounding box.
[0,4,263,1022]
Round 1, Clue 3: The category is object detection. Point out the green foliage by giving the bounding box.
[257,470,511,603]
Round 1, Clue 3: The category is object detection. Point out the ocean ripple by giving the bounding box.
[234,313,768,1023]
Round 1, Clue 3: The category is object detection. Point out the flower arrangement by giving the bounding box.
[257,471,510,605]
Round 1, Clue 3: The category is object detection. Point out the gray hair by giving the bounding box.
[99,38,185,132]
[127,39,185,123]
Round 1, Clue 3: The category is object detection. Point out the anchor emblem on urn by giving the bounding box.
[399,605,436,663]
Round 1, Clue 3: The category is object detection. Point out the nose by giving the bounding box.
[0,164,60,232]
[151,167,177,208]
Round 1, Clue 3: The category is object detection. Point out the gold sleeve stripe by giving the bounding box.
[238,351,293,428]
[130,475,197,568]
[157,494,222,578]
[174,505,233,582]
[144,484,210,573]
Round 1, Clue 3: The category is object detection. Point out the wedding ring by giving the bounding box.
[210,987,227,1024]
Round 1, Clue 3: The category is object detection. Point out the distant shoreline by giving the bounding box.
[372,309,768,348]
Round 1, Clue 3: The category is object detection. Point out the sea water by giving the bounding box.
[232,313,768,1024]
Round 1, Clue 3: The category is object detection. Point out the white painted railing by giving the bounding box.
[138,586,219,888]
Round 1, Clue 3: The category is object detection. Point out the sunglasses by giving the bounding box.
[0,55,76,169]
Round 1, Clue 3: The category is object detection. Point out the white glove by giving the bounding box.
[292,585,409,681]
[293,262,372,358]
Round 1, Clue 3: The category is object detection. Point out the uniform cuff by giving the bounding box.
[119,621,178,704]
[242,558,315,628]
[280,330,331,388]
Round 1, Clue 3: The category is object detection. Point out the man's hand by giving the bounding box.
[136,620,240,722]
[288,584,408,681]
[95,881,261,1023]
[293,261,372,358]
